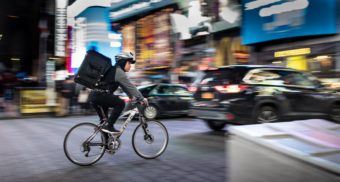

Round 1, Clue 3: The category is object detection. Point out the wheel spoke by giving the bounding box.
[132,120,168,159]
[257,108,278,123]
[64,123,106,166]
[144,106,157,119]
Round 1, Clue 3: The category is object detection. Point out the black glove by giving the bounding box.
[140,98,149,106]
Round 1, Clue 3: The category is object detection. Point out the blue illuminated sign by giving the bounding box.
[71,7,122,73]
[242,0,337,45]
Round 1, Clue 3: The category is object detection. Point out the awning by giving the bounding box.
[110,0,177,23]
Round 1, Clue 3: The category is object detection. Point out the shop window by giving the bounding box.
[308,55,335,73]
[271,54,335,73]
[286,56,308,71]
[271,56,308,71]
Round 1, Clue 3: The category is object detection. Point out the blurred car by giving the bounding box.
[120,83,193,119]
[189,65,340,131]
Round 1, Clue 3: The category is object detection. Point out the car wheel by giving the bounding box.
[205,120,226,131]
[330,104,340,123]
[256,106,279,123]
[144,105,159,120]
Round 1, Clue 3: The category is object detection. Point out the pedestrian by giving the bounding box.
[78,87,89,114]
[57,76,75,116]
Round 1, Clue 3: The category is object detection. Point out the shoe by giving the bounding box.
[102,123,119,133]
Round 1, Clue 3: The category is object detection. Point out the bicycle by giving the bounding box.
[63,101,169,166]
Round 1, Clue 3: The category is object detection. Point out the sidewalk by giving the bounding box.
[0,105,96,120]
[228,119,340,182]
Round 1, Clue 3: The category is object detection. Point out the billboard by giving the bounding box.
[136,9,173,69]
[242,0,337,45]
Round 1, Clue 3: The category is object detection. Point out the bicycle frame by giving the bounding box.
[99,105,147,138]
[117,107,139,134]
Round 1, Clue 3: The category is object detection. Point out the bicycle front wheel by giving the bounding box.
[132,120,169,159]
[63,122,106,166]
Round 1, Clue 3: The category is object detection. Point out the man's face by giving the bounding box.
[124,61,131,72]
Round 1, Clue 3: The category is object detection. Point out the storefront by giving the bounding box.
[18,87,59,114]
[110,0,178,83]
[170,0,249,84]
[214,32,249,66]
[177,35,212,84]
[253,42,340,78]
[242,0,340,81]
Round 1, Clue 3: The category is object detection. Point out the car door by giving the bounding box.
[281,71,333,113]
[149,85,178,112]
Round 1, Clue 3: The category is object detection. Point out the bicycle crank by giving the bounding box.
[107,138,121,154]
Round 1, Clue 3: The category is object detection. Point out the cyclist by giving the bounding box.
[88,52,148,133]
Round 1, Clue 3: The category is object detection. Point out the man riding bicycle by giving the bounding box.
[88,52,148,133]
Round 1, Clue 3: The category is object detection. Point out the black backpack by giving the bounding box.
[74,50,112,89]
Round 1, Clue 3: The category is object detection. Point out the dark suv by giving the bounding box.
[189,65,340,131]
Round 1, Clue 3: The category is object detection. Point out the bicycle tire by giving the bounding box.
[63,122,106,166]
[132,120,169,159]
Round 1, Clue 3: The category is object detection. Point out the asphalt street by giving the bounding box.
[0,116,227,182]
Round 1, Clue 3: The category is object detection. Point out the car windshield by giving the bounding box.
[244,69,319,88]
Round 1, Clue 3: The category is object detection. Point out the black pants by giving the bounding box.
[89,91,125,126]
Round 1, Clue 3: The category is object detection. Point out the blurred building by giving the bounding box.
[242,0,340,82]
[65,0,250,85]
[0,0,60,118]
[0,0,57,82]
[171,0,249,84]
[108,0,179,84]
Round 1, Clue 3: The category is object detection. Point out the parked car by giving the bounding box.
[120,83,193,119]
[189,65,340,131]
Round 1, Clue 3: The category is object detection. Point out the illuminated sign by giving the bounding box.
[110,42,122,47]
[71,7,122,73]
[274,48,311,58]
[242,0,337,44]
[55,7,67,56]
[122,23,136,55]
[108,33,122,40]
[20,90,57,114]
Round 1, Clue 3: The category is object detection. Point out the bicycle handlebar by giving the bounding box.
[129,98,148,116]
[130,97,148,107]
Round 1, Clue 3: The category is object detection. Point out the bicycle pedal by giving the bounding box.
[106,149,116,155]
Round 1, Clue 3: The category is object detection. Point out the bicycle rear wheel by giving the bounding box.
[132,120,169,159]
[63,122,106,166]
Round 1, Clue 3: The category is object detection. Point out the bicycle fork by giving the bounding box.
[140,116,154,143]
